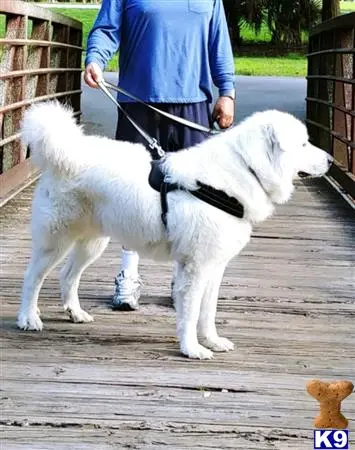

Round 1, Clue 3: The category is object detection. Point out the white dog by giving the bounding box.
[17,102,332,359]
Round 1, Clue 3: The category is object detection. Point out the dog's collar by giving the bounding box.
[148,161,244,228]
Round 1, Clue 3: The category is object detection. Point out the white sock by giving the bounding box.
[121,249,139,277]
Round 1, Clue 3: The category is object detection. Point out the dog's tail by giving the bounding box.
[21,101,83,174]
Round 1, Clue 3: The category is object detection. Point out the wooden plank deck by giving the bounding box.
[1,179,354,449]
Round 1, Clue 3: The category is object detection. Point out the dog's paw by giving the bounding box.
[181,343,214,360]
[17,312,43,331]
[202,336,234,352]
[66,307,94,324]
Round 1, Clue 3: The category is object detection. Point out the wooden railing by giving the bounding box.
[0,0,82,205]
[307,13,355,198]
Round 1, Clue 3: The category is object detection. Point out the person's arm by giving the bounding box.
[84,0,123,87]
[208,0,235,128]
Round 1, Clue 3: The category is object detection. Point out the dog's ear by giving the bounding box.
[265,123,286,156]
[255,122,294,204]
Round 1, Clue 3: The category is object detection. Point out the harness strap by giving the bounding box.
[160,181,169,228]
[193,182,244,218]
[149,161,244,225]
[158,181,244,226]
[102,80,219,136]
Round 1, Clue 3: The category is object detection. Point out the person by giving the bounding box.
[84,0,235,311]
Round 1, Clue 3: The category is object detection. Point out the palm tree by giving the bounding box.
[223,0,265,48]
[266,0,321,45]
[223,0,321,47]
[322,0,340,20]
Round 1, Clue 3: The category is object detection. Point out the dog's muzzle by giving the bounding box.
[298,154,334,178]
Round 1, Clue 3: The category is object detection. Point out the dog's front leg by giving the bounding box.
[198,263,234,352]
[174,262,213,359]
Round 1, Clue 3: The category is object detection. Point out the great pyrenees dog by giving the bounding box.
[17,102,332,359]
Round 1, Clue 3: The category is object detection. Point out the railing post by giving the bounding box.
[0,0,83,206]
[306,13,355,198]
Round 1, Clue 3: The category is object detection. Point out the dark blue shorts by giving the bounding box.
[115,101,212,152]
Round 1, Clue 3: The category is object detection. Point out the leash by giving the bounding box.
[99,80,219,137]
[97,80,165,158]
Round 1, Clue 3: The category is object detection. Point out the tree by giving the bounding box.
[266,0,321,45]
[223,0,265,49]
[321,0,340,21]
[223,0,321,47]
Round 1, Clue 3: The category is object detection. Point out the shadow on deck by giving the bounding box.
[1,178,354,449]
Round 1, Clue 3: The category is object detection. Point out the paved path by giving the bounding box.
[81,74,307,138]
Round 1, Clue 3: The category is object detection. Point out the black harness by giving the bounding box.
[98,80,245,228]
[148,160,244,227]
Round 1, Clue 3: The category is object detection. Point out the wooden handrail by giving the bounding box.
[0,0,83,205]
[306,13,355,198]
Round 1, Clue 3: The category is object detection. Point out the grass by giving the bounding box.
[241,23,308,43]
[235,55,307,77]
[93,53,308,78]
[341,1,355,13]
[52,8,98,49]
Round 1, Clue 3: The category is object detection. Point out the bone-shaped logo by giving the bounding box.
[307,379,354,429]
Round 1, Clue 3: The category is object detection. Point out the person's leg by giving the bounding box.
[176,101,213,149]
[113,103,161,310]
[112,248,142,310]
[113,101,211,310]
[153,101,212,152]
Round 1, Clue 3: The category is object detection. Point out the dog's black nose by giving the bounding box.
[298,171,310,178]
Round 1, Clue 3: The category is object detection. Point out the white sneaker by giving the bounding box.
[112,270,142,311]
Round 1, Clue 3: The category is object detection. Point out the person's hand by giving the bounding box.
[212,96,235,129]
[84,62,104,88]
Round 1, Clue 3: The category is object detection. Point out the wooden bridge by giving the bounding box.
[1,2,354,449]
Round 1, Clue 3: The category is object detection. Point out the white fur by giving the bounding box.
[17,101,331,359]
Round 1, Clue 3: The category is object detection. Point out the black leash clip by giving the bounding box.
[149,138,165,159]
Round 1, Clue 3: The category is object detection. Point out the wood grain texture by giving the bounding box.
[1,178,354,449]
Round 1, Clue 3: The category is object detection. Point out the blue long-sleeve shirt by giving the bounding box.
[85,0,235,103]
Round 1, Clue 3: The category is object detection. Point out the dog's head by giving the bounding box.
[240,110,333,205]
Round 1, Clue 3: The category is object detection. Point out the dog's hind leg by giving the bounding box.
[197,263,234,352]
[174,262,214,359]
[17,235,74,331]
[60,237,110,323]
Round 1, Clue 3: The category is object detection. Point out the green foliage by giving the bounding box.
[223,0,321,46]
[266,0,321,45]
